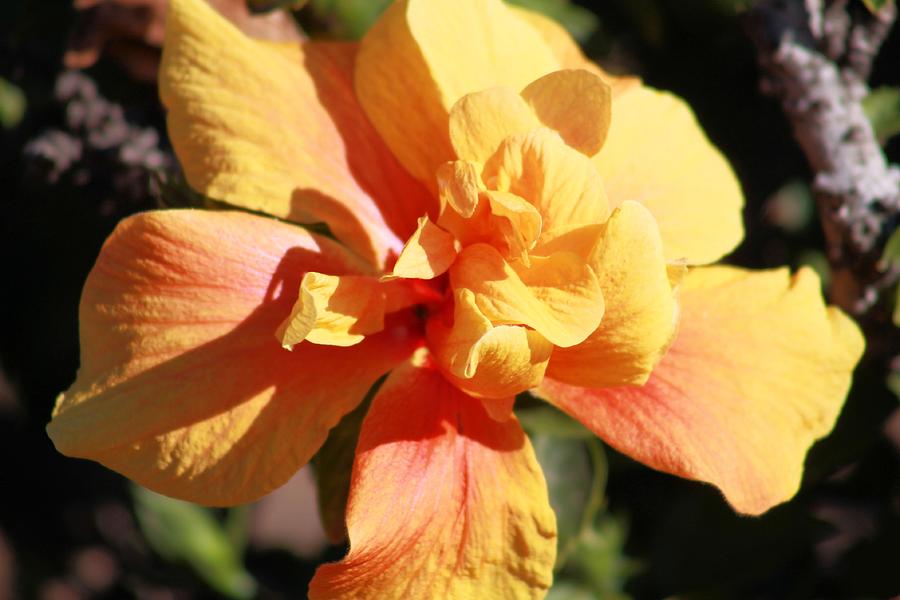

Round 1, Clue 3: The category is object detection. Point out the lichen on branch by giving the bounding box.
[746,0,900,317]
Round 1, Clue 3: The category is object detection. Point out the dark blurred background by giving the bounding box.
[1,0,898,598]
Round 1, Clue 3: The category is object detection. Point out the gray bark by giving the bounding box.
[746,0,899,317]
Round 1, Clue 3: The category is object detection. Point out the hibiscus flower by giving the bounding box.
[48,0,864,597]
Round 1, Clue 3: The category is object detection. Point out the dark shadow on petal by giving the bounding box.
[49,230,417,506]
[301,42,436,240]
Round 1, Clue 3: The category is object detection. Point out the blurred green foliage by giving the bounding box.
[311,384,378,544]
[132,486,257,599]
[560,514,635,600]
[882,228,900,327]
[864,86,900,143]
[507,0,598,41]
[247,0,308,13]
[765,178,815,234]
[307,0,390,39]
[862,0,895,14]
[0,77,25,129]
[519,402,635,597]
[516,403,593,439]
[881,221,900,271]
[299,0,597,41]
[888,369,900,398]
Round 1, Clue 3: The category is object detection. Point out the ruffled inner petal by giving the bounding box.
[483,128,610,233]
[427,289,553,398]
[450,243,604,348]
[543,201,679,388]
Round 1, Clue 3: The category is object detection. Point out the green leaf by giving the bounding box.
[516,403,594,439]
[881,226,900,270]
[546,581,598,600]
[531,434,589,568]
[887,369,900,400]
[863,86,900,143]
[565,513,637,597]
[0,77,25,129]
[131,486,256,599]
[151,170,207,209]
[797,249,831,289]
[308,0,598,41]
[893,284,900,328]
[309,0,391,39]
[529,434,607,570]
[312,378,382,542]
[519,402,608,570]
[246,0,308,14]
[862,0,894,14]
[224,505,251,556]
[506,0,599,43]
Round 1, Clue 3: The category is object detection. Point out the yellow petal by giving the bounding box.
[161,0,432,267]
[482,190,543,262]
[434,160,490,259]
[448,87,540,163]
[47,210,416,506]
[540,266,864,515]
[309,354,556,599]
[427,290,553,398]
[278,273,385,348]
[355,0,559,186]
[544,202,678,387]
[521,69,612,157]
[387,216,459,280]
[436,163,542,261]
[595,85,744,264]
[437,160,484,219]
[450,243,604,348]
[483,128,610,233]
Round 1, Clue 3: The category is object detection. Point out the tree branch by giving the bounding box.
[745,0,900,317]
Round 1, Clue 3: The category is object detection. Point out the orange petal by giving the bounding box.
[544,202,678,387]
[308,353,556,599]
[381,278,444,313]
[595,85,744,264]
[355,0,559,186]
[427,289,554,399]
[160,0,431,268]
[448,87,540,163]
[47,210,418,506]
[483,128,610,233]
[278,273,385,348]
[450,243,604,348]
[387,216,459,280]
[540,266,864,515]
[481,395,517,422]
[521,69,612,157]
